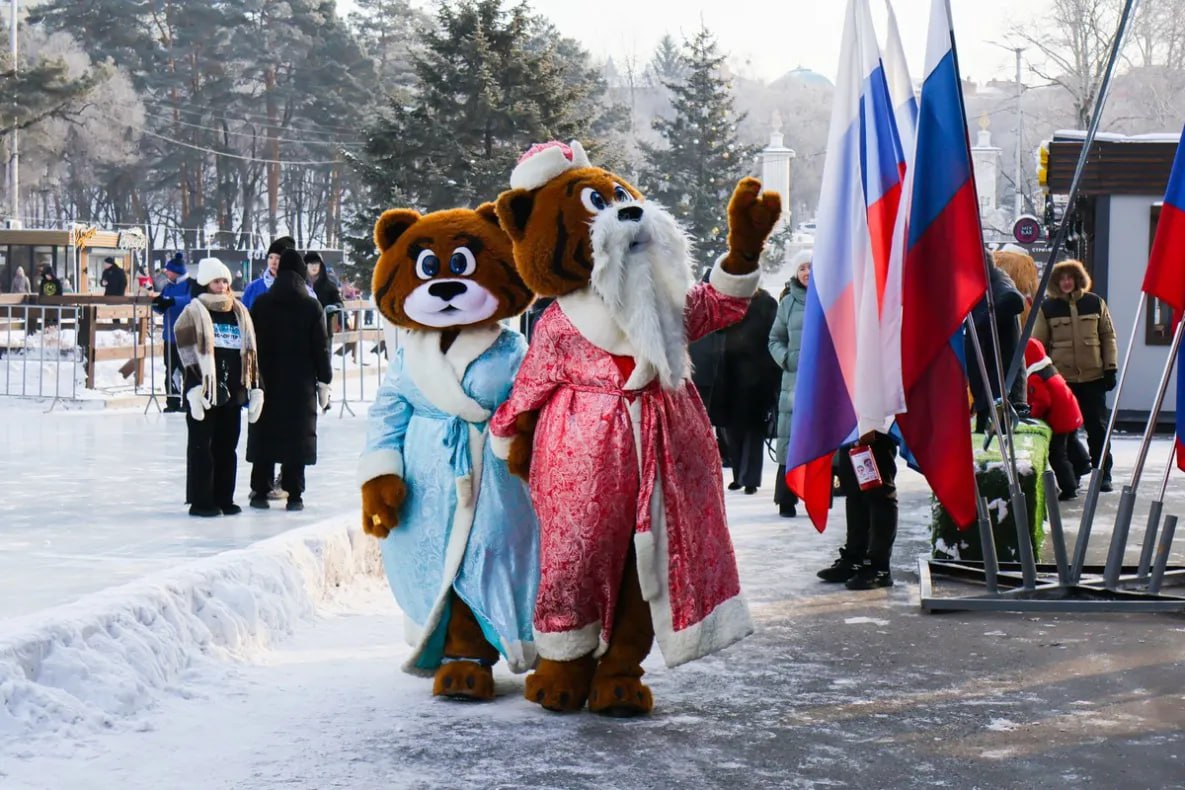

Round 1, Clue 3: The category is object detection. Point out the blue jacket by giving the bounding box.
[153,276,192,343]
[242,271,314,309]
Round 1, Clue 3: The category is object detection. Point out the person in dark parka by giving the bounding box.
[717,288,782,494]
[966,255,1026,433]
[101,257,128,296]
[247,248,333,510]
[305,251,343,365]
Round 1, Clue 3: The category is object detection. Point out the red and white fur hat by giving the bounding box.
[509,140,592,191]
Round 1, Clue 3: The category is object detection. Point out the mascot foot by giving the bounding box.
[433,660,495,701]
[524,657,595,713]
[588,675,654,718]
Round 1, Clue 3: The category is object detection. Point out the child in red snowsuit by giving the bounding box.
[1025,338,1089,500]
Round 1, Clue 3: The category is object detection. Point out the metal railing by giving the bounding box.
[0,300,83,406]
[325,300,392,417]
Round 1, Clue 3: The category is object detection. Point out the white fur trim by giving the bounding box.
[1000,243,1030,256]
[499,639,538,674]
[400,425,488,674]
[533,621,605,662]
[1026,357,1052,377]
[357,449,403,486]
[400,329,497,423]
[655,594,754,669]
[709,254,761,298]
[490,431,514,460]
[510,142,585,191]
[557,288,634,355]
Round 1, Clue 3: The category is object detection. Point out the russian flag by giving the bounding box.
[1140,125,1185,469]
[892,0,988,528]
[786,0,910,531]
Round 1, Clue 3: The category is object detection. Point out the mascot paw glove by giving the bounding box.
[247,388,264,423]
[723,177,783,274]
[361,474,407,539]
[317,382,332,410]
[186,386,208,421]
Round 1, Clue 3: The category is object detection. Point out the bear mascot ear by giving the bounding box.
[374,209,422,253]
[494,190,535,243]
[474,201,502,229]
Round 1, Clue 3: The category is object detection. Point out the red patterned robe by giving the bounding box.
[490,266,756,667]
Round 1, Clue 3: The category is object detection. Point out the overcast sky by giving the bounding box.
[346,0,1045,84]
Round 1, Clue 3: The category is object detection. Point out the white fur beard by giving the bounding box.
[589,202,694,390]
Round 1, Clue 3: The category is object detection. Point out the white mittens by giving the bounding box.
[317,382,331,410]
[186,386,208,421]
[247,388,264,423]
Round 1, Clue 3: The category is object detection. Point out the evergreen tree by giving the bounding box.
[347,0,611,265]
[646,34,687,87]
[0,17,108,137]
[639,28,752,273]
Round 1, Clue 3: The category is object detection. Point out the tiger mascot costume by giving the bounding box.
[359,203,539,701]
[488,140,782,716]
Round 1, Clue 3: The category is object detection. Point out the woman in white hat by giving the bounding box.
[173,257,264,517]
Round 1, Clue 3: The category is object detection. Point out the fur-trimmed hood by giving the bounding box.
[1046,259,1091,298]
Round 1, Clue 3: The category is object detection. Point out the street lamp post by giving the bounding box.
[8,0,18,227]
[1013,47,1024,220]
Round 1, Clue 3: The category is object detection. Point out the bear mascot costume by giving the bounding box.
[359,203,539,701]
[488,140,781,716]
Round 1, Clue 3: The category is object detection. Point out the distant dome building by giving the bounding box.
[779,66,833,89]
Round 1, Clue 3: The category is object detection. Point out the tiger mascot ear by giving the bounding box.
[374,209,422,253]
[495,189,534,243]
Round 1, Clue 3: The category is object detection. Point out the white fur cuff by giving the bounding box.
[709,254,761,298]
[357,449,403,487]
[489,431,515,460]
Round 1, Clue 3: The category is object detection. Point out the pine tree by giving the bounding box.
[639,28,753,273]
[346,0,611,264]
[646,34,686,87]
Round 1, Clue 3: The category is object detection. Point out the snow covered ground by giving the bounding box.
[2,407,1184,788]
[0,406,371,618]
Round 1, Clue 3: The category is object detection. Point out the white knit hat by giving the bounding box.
[196,257,233,286]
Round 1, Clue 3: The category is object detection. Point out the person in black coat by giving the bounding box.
[305,251,343,364]
[966,256,1026,434]
[247,249,333,511]
[716,289,782,493]
[101,257,128,296]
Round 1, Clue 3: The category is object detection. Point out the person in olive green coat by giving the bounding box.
[1032,259,1118,490]
[767,251,811,517]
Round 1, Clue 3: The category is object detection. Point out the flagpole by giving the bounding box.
[1002,0,1141,394]
[944,0,1038,587]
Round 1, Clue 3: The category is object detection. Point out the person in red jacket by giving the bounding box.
[1025,338,1090,500]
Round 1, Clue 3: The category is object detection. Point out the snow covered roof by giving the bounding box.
[1052,130,1182,143]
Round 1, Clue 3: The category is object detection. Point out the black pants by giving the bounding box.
[774,463,799,507]
[1049,433,1079,495]
[251,461,305,498]
[1068,379,1113,480]
[724,425,765,488]
[835,434,898,571]
[164,341,183,409]
[186,403,242,508]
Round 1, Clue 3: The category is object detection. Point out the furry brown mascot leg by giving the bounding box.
[588,544,655,717]
[523,655,597,713]
[433,593,500,701]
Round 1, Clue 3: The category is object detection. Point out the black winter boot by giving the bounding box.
[817,549,861,583]
[845,564,893,590]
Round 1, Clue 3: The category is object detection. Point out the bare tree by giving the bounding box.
[1012,0,1126,129]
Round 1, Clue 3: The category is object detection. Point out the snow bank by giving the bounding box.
[0,517,381,742]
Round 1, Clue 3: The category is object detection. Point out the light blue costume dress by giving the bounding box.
[359,325,539,675]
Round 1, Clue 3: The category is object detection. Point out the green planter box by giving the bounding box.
[931,421,1051,563]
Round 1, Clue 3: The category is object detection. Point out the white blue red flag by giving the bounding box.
[786,0,910,531]
[1140,125,1185,468]
[892,0,988,528]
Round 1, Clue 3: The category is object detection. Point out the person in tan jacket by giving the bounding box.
[1033,259,1118,491]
